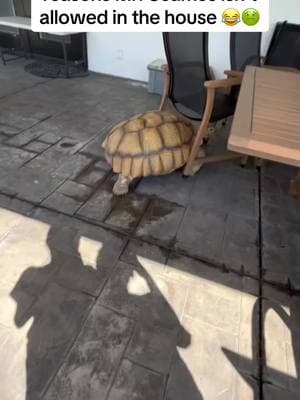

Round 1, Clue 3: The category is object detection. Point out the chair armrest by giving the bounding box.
[162,64,169,74]
[204,77,242,90]
[224,70,244,79]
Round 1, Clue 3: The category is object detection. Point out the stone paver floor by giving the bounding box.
[0,60,300,399]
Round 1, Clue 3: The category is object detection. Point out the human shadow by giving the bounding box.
[10,226,203,400]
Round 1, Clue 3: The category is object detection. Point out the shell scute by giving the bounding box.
[104,111,193,177]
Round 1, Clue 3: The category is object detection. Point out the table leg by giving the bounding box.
[289,170,300,199]
[61,41,69,78]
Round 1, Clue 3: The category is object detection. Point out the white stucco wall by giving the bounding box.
[87,0,300,82]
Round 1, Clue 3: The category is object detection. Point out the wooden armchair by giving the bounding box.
[160,63,242,175]
[160,32,262,176]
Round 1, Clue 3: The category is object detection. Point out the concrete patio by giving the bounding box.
[0,60,300,400]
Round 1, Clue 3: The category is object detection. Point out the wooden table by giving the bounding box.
[228,66,300,198]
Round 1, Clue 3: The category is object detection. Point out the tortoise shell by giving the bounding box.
[104,111,194,178]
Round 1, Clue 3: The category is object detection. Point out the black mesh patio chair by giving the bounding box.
[227,32,262,104]
[265,21,300,69]
[230,32,262,72]
[160,32,260,175]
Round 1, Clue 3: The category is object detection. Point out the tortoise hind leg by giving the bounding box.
[113,175,133,196]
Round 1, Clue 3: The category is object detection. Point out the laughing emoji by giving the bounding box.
[222,8,241,26]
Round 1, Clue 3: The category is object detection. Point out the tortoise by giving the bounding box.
[103,111,194,195]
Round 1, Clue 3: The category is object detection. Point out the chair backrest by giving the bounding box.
[230,32,262,71]
[163,32,211,119]
[265,21,300,69]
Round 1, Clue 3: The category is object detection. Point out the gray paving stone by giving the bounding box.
[165,254,259,384]
[33,108,103,141]
[11,168,64,204]
[261,163,300,227]
[165,314,257,400]
[0,123,20,136]
[42,192,83,215]
[105,194,149,232]
[126,323,178,374]
[233,375,259,400]
[165,253,258,297]
[55,153,94,180]
[0,59,48,98]
[99,261,188,331]
[45,305,134,400]
[4,282,93,399]
[0,108,43,131]
[3,61,300,400]
[0,193,11,210]
[76,177,117,222]
[175,206,226,264]
[0,194,34,216]
[136,171,197,207]
[55,137,88,154]
[25,137,88,172]
[222,213,259,277]
[0,206,27,240]
[136,199,185,247]
[0,133,8,143]
[79,135,107,159]
[26,145,93,181]
[52,250,109,296]
[0,282,35,330]
[189,163,259,219]
[262,221,300,288]
[0,212,57,296]
[57,180,93,202]
[165,353,203,400]
[263,383,300,400]
[24,140,51,153]
[6,125,46,147]
[108,359,165,400]
[263,285,300,396]
[0,325,28,400]
[76,165,108,187]
[0,144,35,169]
[121,239,168,269]
[262,162,297,190]
[38,131,62,144]
[93,158,112,171]
[0,169,19,196]
[32,220,126,295]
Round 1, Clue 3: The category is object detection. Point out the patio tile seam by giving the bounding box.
[74,170,115,218]
[0,77,53,101]
[258,167,264,400]
[18,145,50,168]
[40,297,97,400]
[103,192,152,235]
[103,319,137,400]
[3,114,53,140]
[0,191,297,296]
[122,355,168,378]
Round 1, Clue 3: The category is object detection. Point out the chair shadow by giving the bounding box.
[10,226,203,400]
[223,296,300,397]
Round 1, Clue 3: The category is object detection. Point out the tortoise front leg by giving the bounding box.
[113,175,133,196]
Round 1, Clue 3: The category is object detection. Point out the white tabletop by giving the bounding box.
[0,16,79,35]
